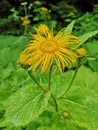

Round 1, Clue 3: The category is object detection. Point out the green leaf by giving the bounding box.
[35,111,78,130]
[51,66,98,129]
[63,20,75,34]
[58,86,98,130]
[0,85,50,127]
[51,70,74,97]
[48,20,57,28]
[49,120,78,130]
[88,60,98,73]
[74,66,98,91]
[3,127,22,130]
[79,30,98,46]
[85,41,98,56]
[51,65,98,96]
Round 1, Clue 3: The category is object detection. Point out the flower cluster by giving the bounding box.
[19,24,86,73]
[21,16,31,26]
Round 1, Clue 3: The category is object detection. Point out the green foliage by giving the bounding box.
[79,30,98,46]
[0,20,98,130]
[0,0,98,129]
[72,9,98,72]
[0,85,50,127]
[62,21,98,73]
[0,35,30,102]
[0,14,21,35]
[0,65,98,129]
[1,1,98,37]
[2,127,22,130]
[0,1,57,35]
[63,20,75,35]
[74,11,98,35]
[58,67,98,129]
[84,40,98,72]
[50,1,78,23]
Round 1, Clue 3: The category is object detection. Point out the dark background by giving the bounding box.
[0,0,98,18]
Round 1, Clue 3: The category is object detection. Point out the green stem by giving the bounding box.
[23,25,27,36]
[59,59,80,98]
[28,70,56,108]
[51,94,58,112]
[28,70,45,91]
[24,5,27,16]
[48,67,52,90]
[22,126,26,130]
[48,67,58,112]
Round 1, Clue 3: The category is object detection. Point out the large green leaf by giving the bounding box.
[0,36,28,70]
[51,70,74,98]
[73,66,98,92]
[85,40,98,56]
[51,66,98,97]
[0,35,17,49]
[88,60,98,73]
[58,87,98,129]
[51,66,98,129]
[0,85,50,127]
[84,41,98,72]
[79,30,98,46]
[63,20,75,34]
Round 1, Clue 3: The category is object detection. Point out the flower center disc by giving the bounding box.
[40,40,58,53]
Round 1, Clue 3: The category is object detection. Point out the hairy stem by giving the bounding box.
[48,67,52,90]
[48,67,58,112]
[59,59,80,98]
[28,70,57,108]
[51,94,58,112]
[28,70,45,91]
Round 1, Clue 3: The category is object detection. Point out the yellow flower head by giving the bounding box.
[77,48,87,57]
[19,24,85,73]
[34,1,41,5]
[63,111,70,118]
[35,24,49,35]
[21,16,31,26]
[41,7,48,12]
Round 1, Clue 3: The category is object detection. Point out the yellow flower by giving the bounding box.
[63,111,70,118]
[19,24,85,73]
[21,16,31,26]
[34,1,41,5]
[41,7,48,12]
[77,48,87,57]
[35,24,49,35]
